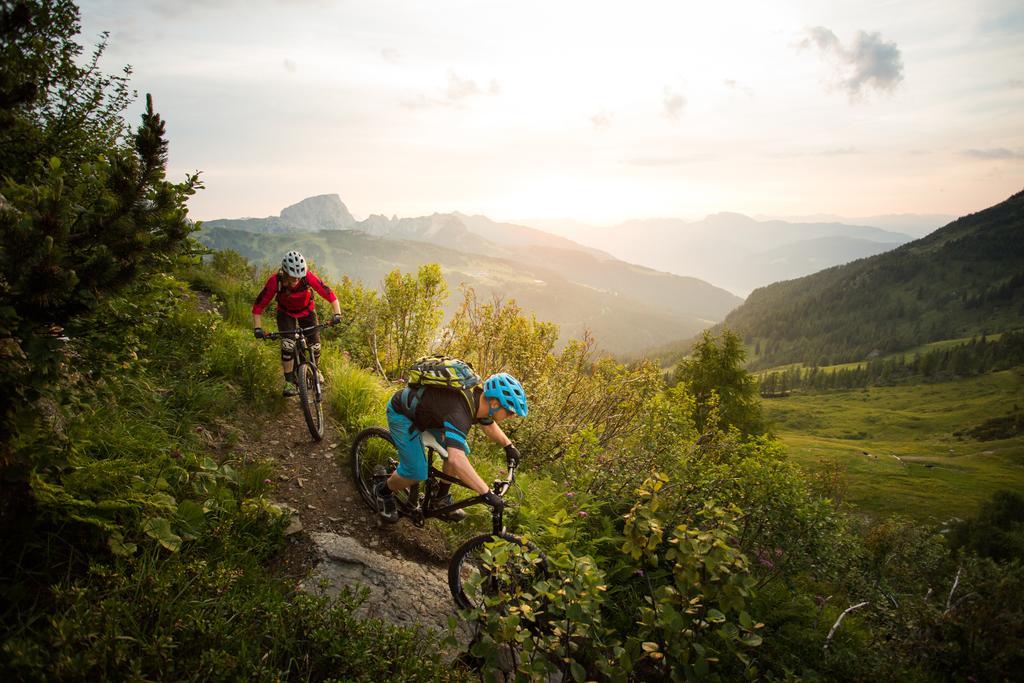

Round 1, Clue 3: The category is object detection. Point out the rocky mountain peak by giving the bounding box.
[279,194,356,231]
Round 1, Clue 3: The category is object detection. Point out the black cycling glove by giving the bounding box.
[253,327,265,339]
[504,443,521,467]
[331,313,342,326]
[482,491,504,510]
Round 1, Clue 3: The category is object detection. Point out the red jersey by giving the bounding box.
[252,271,338,318]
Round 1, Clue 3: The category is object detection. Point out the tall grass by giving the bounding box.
[320,355,390,439]
[205,324,283,410]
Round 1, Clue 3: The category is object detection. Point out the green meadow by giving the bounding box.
[764,368,1024,522]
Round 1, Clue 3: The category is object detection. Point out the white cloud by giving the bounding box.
[724,79,753,96]
[74,0,1024,221]
[800,26,905,100]
[962,148,1024,160]
[402,70,500,109]
[446,71,481,100]
[590,110,613,130]
[662,87,686,121]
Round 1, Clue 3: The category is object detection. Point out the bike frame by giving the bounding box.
[267,322,329,393]
[390,446,516,535]
[263,322,334,440]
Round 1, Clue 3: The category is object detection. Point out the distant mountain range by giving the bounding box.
[751,213,956,238]
[711,190,1024,369]
[518,213,921,297]
[202,194,358,233]
[197,193,993,360]
[196,196,742,355]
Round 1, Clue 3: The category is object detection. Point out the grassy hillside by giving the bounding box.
[718,190,1024,369]
[764,368,1024,521]
[196,227,740,354]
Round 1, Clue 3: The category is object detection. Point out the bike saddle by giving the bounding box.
[421,431,449,459]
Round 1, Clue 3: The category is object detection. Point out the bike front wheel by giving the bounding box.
[448,533,546,611]
[296,363,324,441]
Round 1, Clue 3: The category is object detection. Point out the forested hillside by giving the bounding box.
[717,190,1024,369]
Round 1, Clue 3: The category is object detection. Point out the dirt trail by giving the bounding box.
[233,394,472,634]
[264,407,452,561]
[195,290,465,634]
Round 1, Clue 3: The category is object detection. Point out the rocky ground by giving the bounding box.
[230,396,475,637]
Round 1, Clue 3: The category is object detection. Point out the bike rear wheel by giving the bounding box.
[350,427,416,513]
[448,532,546,611]
[297,362,324,441]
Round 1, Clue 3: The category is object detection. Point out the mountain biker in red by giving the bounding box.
[374,373,527,523]
[252,250,342,396]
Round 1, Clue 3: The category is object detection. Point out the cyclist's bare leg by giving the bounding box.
[385,471,418,493]
[441,448,489,494]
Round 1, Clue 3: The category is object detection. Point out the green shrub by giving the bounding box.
[454,514,614,682]
[2,547,464,682]
[949,489,1024,562]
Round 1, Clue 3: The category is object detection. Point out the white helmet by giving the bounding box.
[281,250,307,278]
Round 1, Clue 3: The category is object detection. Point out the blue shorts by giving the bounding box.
[386,402,442,481]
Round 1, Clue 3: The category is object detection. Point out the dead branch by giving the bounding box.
[824,601,870,652]
[945,566,962,613]
[370,330,389,381]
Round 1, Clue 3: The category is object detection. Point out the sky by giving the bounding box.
[76,0,1024,225]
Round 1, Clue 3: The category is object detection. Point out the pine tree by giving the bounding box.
[674,329,765,435]
[1,0,199,449]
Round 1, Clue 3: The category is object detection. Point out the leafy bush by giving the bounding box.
[454,515,614,682]
[948,489,1024,562]
[460,476,768,681]
[2,546,464,681]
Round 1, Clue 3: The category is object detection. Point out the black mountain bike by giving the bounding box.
[263,323,331,441]
[350,426,546,609]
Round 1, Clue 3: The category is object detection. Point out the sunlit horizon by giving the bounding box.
[77,0,1024,225]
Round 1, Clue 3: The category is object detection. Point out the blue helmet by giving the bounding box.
[483,373,528,417]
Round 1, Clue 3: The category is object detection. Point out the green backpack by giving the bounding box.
[406,355,481,415]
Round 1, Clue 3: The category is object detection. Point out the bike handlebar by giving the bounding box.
[262,322,334,340]
[492,458,518,498]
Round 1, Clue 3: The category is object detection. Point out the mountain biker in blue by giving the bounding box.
[375,373,527,523]
[252,250,343,396]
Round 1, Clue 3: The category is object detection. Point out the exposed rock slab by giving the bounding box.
[302,532,465,638]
